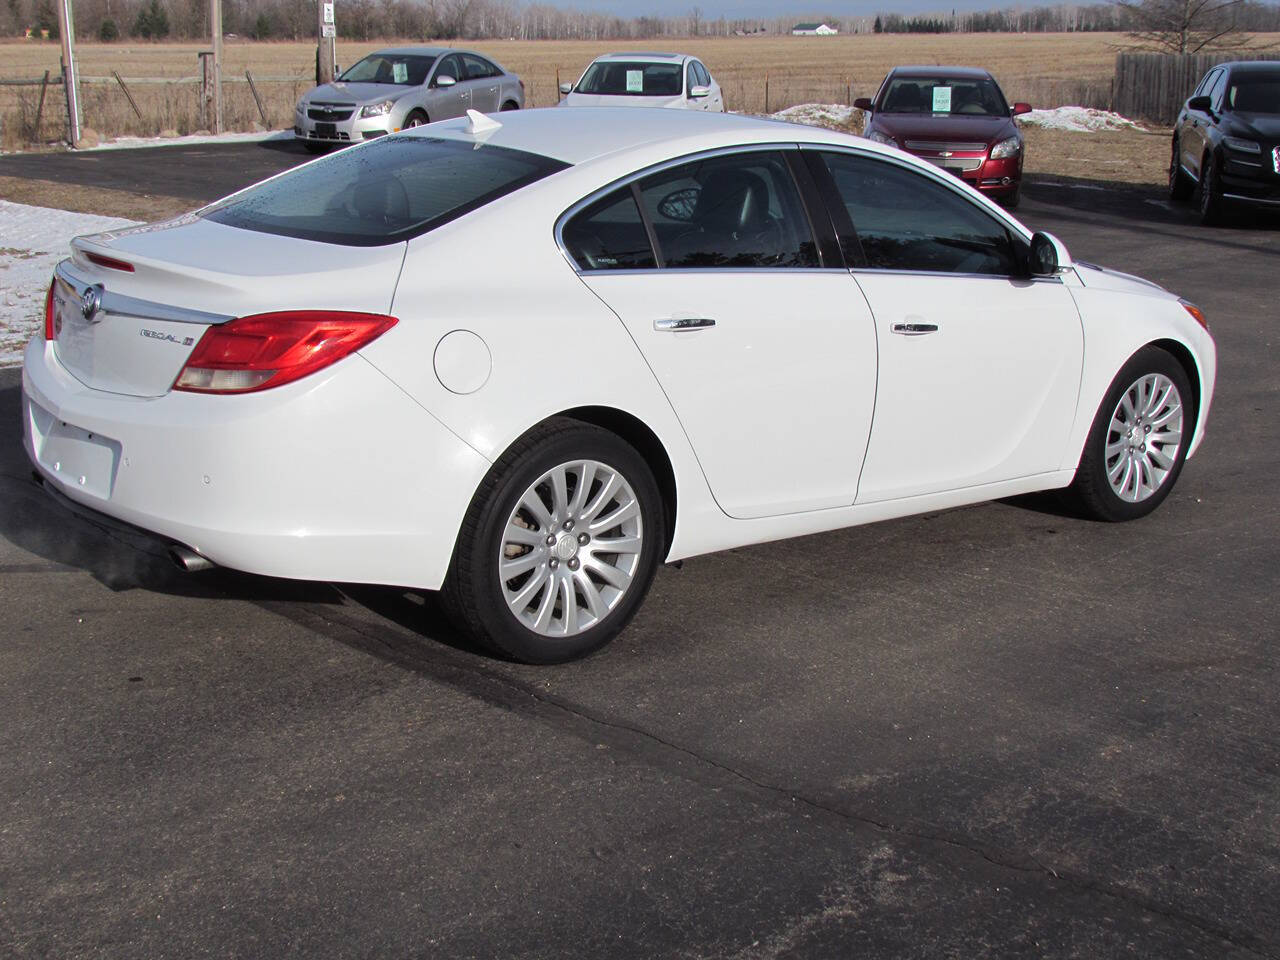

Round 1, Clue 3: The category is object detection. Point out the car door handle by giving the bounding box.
[891,322,938,336]
[654,317,715,331]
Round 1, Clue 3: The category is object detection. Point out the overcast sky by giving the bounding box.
[584,0,1024,18]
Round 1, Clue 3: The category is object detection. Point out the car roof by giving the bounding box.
[372,46,474,57]
[1221,60,1280,74]
[593,51,688,62]
[414,107,837,166]
[889,65,995,80]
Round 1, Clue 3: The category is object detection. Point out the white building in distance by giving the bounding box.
[791,22,839,35]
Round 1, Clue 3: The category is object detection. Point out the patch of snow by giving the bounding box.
[0,200,139,368]
[84,129,295,152]
[1018,107,1149,133]
[769,103,859,128]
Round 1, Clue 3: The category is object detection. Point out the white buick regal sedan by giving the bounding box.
[24,108,1215,663]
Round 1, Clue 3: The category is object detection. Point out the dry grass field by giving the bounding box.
[0,32,1137,148]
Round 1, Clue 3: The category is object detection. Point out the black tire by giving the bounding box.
[1066,345,1194,523]
[303,140,328,154]
[499,100,520,111]
[404,109,429,128]
[1001,184,1021,210]
[1168,138,1193,201]
[1197,152,1224,225]
[441,418,665,664]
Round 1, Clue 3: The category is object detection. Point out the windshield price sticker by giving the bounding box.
[626,70,644,93]
[393,61,408,83]
[932,86,952,112]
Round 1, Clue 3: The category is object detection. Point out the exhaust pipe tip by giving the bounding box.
[169,545,215,573]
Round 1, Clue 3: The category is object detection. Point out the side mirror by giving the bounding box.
[1030,231,1071,277]
[435,74,457,88]
[559,81,573,95]
[689,84,711,99]
[1188,94,1212,114]
[1011,101,1032,116]
[853,97,873,111]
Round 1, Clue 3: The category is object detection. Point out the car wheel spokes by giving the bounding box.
[1103,373,1184,503]
[500,459,643,638]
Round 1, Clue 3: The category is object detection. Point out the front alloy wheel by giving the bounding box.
[442,419,664,663]
[1067,346,1193,522]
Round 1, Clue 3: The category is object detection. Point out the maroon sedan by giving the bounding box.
[855,66,1031,208]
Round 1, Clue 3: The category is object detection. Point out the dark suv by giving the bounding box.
[1170,61,1280,223]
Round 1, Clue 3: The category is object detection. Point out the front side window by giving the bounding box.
[877,75,1009,117]
[577,61,683,97]
[206,136,567,246]
[433,55,463,85]
[637,152,818,268]
[695,62,711,87]
[338,54,435,87]
[1227,73,1280,114]
[819,152,1019,276]
[1208,69,1230,110]
[562,189,655,270]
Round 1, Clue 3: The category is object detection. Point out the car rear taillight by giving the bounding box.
[1180,300,1209,331]
[43,278,56,340]
[173,310,397,394]
[85,252,134,272]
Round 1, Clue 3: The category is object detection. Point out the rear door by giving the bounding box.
[809,148,1084,503]
[563,148,878,520]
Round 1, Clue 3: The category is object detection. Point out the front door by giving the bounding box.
[810,148,1084,503]
[428,54,471,119]
[562,149,878,520]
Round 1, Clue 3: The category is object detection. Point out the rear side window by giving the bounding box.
[819,151,1018,276]
[462,54,500,80]
[205,136,568,247]
[562,189,656,270]
[636,151,819,268]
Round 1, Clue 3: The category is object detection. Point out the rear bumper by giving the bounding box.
[21,339,490,590]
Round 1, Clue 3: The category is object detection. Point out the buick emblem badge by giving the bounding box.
[81,284,103,322]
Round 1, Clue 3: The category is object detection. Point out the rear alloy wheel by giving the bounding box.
[1198,154,1224,225]
[1067,346,1193,522]
[499,101,519,111]
[442,419,664,664]
[1168,139,1193,200]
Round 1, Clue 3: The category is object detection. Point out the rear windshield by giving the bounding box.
[577,61,682,97]
[205,136,569,246]
[878,76,1009,116]
[339,53,436,86]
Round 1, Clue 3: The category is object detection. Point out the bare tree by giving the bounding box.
[1114,0,1248,53]
[688,4,701,36]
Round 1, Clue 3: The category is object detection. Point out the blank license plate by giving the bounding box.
[315,122,337,139]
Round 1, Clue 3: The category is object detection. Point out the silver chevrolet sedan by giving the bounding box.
[293,46,524,152]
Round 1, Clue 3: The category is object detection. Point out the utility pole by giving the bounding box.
[317,1,336,84]
[210,0,223,133]
[56,0,81,147]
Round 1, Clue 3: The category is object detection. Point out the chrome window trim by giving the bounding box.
[851,267,1063,284]
[567,267,846,279]
[55,260,234,326]
[555,142,830,275]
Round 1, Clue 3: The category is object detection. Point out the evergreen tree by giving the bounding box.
[100,17,119,40]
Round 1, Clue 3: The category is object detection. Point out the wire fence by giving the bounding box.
[0,63,1120,150]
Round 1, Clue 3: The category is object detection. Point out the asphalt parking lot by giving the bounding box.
[2,141,1278,958]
